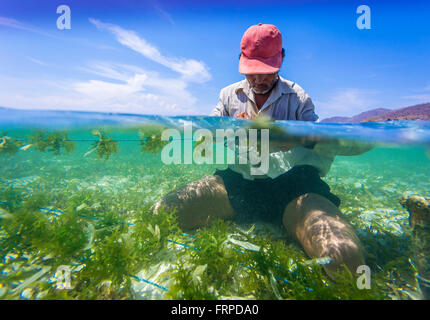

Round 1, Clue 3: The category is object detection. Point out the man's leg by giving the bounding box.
[154,175,235,230]
[282,193,365,279]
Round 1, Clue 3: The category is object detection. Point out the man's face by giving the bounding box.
[245,73,279,95]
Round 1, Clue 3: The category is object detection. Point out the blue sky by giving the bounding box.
[0,0,429,119]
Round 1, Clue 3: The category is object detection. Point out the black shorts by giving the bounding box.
[214,165,340,225]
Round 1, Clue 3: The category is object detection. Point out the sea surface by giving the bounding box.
[1,107,429,300]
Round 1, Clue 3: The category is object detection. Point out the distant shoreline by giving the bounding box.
[2,104,430,123]
[321,103,430,123]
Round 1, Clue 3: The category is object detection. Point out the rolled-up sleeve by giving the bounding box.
[297,95,319,122]
[210,90,229,116]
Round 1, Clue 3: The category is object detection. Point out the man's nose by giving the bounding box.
[254,75,266,84]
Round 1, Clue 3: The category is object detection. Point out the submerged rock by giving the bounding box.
[400,195,430,299]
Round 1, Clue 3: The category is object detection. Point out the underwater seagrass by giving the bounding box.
[400,195,430,299]
[0,119,428,300]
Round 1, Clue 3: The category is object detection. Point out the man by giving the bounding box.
[155,23,367,279]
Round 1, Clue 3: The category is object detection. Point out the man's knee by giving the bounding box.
[283,193,328,237]
[153,175,234,230]
[282,193,365,277]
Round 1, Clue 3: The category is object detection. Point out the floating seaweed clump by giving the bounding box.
[0,134,23,155]
[139,126,169,154]
[28,130,75,155]
[84,130,119,161]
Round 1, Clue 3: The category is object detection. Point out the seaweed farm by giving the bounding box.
[1,110,430,300]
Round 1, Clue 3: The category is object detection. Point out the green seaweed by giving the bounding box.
[0,188,183,299]
[0,192,87,264]
[0,126,426,300]
[28,130,75,155]
[0,134,23,155]
[0,186,411,300]
[165,258,217,300]
[139,126,169,154]
[86,130,119,161]
[189,221,235,290]
[0,172,408,300]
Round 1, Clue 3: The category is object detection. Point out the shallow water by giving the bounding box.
[1,108,429,300]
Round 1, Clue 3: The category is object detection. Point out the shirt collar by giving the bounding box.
[235,76,295,112]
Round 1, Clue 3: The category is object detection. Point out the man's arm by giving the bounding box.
[297,92,319,122]
[271,136,374,156]
[295,93,373,156]
[210,90,229,116]
[312,139,374,156]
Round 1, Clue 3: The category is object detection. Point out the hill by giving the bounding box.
[321,103,430,122]
[363,103,430,121]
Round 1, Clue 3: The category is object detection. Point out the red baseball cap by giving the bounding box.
[239,23,283,75]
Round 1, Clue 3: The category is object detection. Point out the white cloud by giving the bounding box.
[400,85,430,105]
[153,3,175,25]
[314,88,381,119]
[401,94,430,104]
[89,18,211,83]
[72,63,198,113]
[0,19,212,115]
[0,16,59,39]
[0,16,37,32]
[0,62,200,115]
[25,56,48,66]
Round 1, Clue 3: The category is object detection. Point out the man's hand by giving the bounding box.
[270,137,318,152]
[235,111,252,120]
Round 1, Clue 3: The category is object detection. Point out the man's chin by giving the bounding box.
[252,89,271,95]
